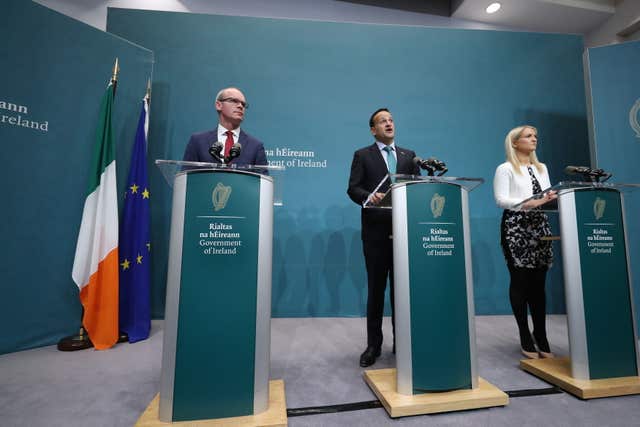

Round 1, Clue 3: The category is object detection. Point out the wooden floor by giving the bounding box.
[135,380,287,427]
[520,357,640,399]
[363,368,508,418]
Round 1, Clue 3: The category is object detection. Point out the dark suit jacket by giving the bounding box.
[182,128,267,166]
[347,143,420,241]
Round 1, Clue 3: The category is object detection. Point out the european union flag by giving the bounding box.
[119,97,151,343]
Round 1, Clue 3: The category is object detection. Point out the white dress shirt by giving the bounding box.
[217,124,240,163]
[217,124,239,145]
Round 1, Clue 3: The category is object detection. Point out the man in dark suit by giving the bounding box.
[347,108,420,367]
[183,87,267,166]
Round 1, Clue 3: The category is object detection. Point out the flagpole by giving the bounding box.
[118,80,153,344]
[112,57,119,94]
[144,78,151,155]
[58,60,120,352]
[113,61,129,347]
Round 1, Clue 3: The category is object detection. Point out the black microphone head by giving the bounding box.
[209,141,224,160]
[427,157,446,169]
[228,142,242,160]
[564,165,578,174]
[564,165,589,175]
[412,156,423,166]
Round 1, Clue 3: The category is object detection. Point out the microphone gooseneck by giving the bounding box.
[209,141,224,162]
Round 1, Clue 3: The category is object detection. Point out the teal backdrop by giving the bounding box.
[106,8,590,322]
[0,1,153,354]
[586,40,640,331]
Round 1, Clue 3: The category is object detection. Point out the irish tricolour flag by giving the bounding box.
[71,82,119,350]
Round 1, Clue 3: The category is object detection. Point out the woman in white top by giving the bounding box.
[493,125,557,359]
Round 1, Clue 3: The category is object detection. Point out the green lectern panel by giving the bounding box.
[575,189,638,379]
[173,171,260,420]
[406,182,471,391]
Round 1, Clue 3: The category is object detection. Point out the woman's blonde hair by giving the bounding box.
[504,125,544,175]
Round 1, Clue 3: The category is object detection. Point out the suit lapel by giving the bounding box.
[369,143,389,174]
[205,129,217,144]
[395,147,413,174]
[238,130,248,147]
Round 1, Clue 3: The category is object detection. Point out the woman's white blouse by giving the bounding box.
[493,162,551,210]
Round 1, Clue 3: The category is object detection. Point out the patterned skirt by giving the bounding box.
[500,209,553,268]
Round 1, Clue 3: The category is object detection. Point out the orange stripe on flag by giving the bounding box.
[80,248,119,350]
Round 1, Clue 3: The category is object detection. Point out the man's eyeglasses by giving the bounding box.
[219,97,249,109]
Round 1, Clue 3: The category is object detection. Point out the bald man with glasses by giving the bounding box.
[183,87,267,166]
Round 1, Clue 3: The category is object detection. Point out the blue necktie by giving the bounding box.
[383,146,396,180]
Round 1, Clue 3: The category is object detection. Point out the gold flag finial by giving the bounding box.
[112,58,120,83]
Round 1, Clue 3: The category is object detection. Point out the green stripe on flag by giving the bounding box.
[87,83,115,194]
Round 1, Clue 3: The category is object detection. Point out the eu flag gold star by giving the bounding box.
[121,259,130,270]
[136,254,143,264]
[142,188,150,199]
[130,183,139,194]
[146,242,151,252]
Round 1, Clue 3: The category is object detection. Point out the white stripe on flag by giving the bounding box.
[71,161,119,288]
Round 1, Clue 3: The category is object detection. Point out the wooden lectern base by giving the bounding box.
[135,380,287,427]
[363,368,508,418]
[520,357,640,399]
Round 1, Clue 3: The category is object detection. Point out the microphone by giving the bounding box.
[225,142,242,163]
[564,165,592,175]
[413,156,433,173]
[208,141,224,162]
[564,165,612,182]
[425,157,447,172]
[413,156,448,176]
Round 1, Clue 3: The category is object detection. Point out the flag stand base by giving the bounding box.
[117,332,129,343]
[56,328,128,351]
[57,327,93,351]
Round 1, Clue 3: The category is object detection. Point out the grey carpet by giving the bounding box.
[1,316,639,426]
